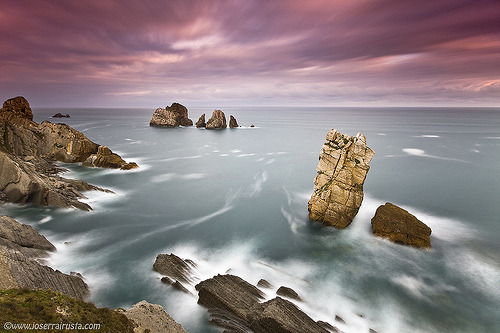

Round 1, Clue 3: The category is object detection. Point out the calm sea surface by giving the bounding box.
[3,107,500,332]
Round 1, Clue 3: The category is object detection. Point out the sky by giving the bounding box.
[1,0,499,108]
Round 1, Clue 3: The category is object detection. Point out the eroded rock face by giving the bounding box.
[196,114,206,128]
[149,103,193,127]
[1,96,33,122]
[83,146,138,170]
[371,202,432,248]
[308,129,374,228]
[0,216,88,300]
[229,115,239,128]
[205,110,227,129]
[122,300,187,333]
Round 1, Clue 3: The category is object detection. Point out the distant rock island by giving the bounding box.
[308,129,374,228]
[149,102,193,127]
[52,112,70,118]
[0,96,137,210]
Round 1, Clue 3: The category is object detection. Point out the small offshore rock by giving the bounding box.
[205,110,227,129]
[371,202,432,248]
[308,129,374,228]
[153,253,196,283]
[276,286,302,301]
[149,102,193,127]
[335,315,346,323]
[229,115,239,128]
[250,124,255,127]
[196,113,206,128]
[257,279,273,289]
[52,113,70,118]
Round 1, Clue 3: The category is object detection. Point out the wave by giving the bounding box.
[158,155,202,162]
[236,153,256,157]
[402,148,469,163]
[150,173,206,183]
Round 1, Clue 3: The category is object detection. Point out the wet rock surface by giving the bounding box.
[371,202,432,248]
[308,129,374,228]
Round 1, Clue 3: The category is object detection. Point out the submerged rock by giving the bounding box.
[371,202,432,248]
[308,129,374,228]
[149,102,193,127]
[205,110,227,129]
[196,113,206,128]
[122,300,187,333]
[229,115,239,128]
[276,286,302,301]
[0,216,88,300]
[52,113,70,118]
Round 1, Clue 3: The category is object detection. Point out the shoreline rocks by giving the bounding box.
[308,129,374,228]
[121,300,187,333]
[149,102,193,127]
[371,202,432,248]
[206,110,227,129]
[0,216,89,300]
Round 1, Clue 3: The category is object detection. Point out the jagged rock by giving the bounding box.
[1,96,33,122]
[196,114,206,128]
[195,274,327,333]
[257,279,273,289]
[52,113,70,118]
[122,300,187,333]
[276,286,302,301]
[149,102,193,127]
[83,146,138,170]
[205,110,227,129]
[371,202,432,248]
[229,115,239,128]
[0,216,88,300]
[153,253,196,283]
[308,129,374,228]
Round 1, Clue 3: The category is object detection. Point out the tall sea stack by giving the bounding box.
[308,129,374,228]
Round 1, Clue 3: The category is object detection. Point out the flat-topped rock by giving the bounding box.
[371,202,432,248]
[229,115,239,128]
[308,129,374,228]
[196,114,206,128]
[205,110,227,129]
[123,300,187,333]
[149,102,193,127]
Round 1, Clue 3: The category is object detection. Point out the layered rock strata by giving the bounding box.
[229,115,239,128]
[153,253,196,294]
[0,216,89,300]
[121,300,187,333]
[149,102,193,127]
[196,113,206,128]
[205,110,227,129]
[371,202,432,248]
[308,129,374,228]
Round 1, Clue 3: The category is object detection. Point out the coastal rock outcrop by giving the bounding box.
[371,202,432,248]
[276,286,302,301]
[308,129,374,228]
[195,274,329,333]
[52,113,70,118]
[122,300,187,333]
[154,253,196,294]
[205,110,227,129]
[83,145,138,170]
[229,115,239,128]
[149,102,193,127]
[196,114,206,128]
[0,216,89,300]
[1,96,33,123]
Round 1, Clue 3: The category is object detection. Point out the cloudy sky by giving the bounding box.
[1,0,499,107]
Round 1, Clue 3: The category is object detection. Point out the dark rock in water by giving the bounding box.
[0,216,89,300]
[83,145,138,170]
[308,129,374,228]
[153,253,196,283]
[250,124,255,127]
[149,102,193,127]
[371,202,432,248]
[195,274,327,333]
[248,297,328,333]
[369,329,378,333]
[229,115,239,128]
[52,113,70,118]
[205,110,227,129]
[161,276,191,294]
[1,96,33,122]
[196,114,206,128]
[257,279,273,289]
[335,315,346,323]
[317,320,339,332]
[195,274,264,319]
[276,286,302,301]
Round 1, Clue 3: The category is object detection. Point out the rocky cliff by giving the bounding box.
[371,203,432,248]
[149,102,193,127]
[308,129,374,228]
[0,216,89,300]
[206,110,227,129]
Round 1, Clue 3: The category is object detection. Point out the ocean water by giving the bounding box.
[3,107,500,332]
